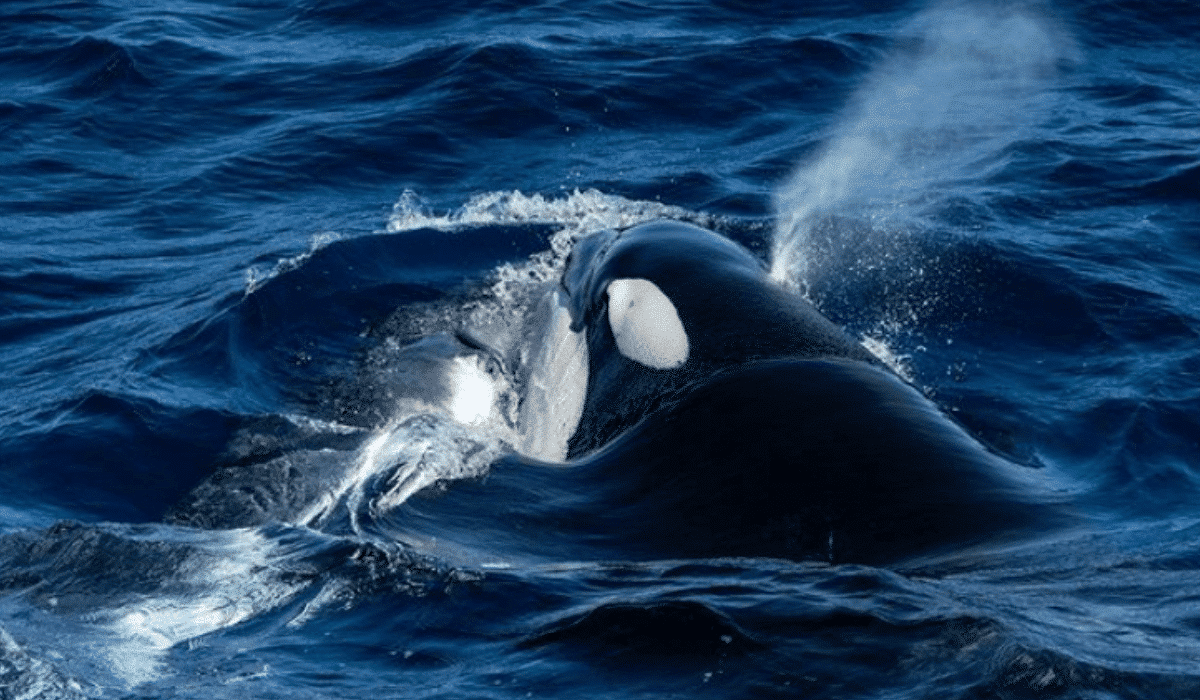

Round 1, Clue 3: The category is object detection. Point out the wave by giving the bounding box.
[1,390,237,522]
[0,521,461,689]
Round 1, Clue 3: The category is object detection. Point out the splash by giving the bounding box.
[771,0,1074,289]
[244,231,342,295]
[382,188,718,345]
[96,528,306,687]
[0,625,84,698]
[297,337,518,535]
[387,187,712,239]
[860,332,915,382]
[310,413,509,532]
[391,188,715,300]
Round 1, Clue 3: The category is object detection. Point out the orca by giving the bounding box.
[483,220,1077,565]
[172,219,1077,566]
[558,220,881,457]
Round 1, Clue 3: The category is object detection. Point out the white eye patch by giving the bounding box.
[606,278,689,370]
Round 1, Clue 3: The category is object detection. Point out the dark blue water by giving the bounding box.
[3,0,1200,697]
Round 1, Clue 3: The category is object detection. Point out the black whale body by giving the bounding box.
[561,220,880,457]
[393,221,1077,566]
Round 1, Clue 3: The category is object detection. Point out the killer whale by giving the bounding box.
[488,219,1075,564]
[389,220,1076,566]
[170,219,1077,565]
[559,219,882,457]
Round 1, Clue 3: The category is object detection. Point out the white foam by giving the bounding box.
[244,231,342,295]
[96,529,304,688]
[387,188,711,239]
[388,188,715,312]
[607,278,689,370]
[0,625,84,699]
[297,407,511,532]
[356,415,508,519]
[282,413,366,436]
[860,335,914,382]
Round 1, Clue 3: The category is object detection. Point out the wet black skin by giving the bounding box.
[560,220,879,457]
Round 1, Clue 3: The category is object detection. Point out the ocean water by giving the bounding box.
[2,0,1200,697]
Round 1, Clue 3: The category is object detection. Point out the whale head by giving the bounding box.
[558,220,876,456]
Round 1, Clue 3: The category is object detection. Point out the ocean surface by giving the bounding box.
[3,0,1200,697]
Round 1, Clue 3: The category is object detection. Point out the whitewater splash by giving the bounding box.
[770,1,1076,290]
[386,188,713,237]
[244,231,343,295]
